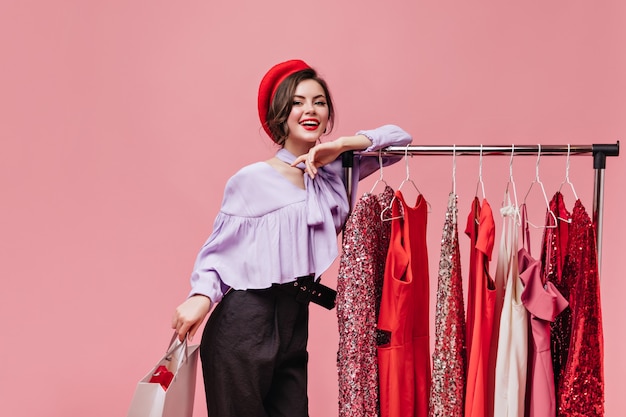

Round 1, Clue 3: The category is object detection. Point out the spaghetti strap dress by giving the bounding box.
[377,190,431,417]
[493,194,528,417]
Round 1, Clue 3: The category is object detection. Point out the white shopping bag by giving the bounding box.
[127,334,200,417]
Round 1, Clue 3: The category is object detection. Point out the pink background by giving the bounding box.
[1,1,624,416]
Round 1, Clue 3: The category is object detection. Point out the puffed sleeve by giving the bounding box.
[357,124,412,154]
[187,213,232,303]
[353,124,412,181]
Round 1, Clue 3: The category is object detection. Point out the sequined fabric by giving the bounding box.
[337,186,394,417]
[556,200,604,417]
[542,192,571,390]
[429,192,466,417]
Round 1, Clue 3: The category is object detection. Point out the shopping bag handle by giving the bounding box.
[164,332,190,369]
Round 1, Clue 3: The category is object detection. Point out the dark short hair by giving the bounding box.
[266,68,335,146]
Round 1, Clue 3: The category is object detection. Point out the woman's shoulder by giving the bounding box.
[221,161,303,216]
[225,161,271,188]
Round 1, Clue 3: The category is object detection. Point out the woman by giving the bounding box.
[171,59,412,416]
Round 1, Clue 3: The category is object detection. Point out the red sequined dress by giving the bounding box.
[556,200,604,417]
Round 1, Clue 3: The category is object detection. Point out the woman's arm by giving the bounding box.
[292,125,412,178]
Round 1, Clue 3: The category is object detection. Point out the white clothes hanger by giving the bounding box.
[451,144,458,223]
[473,144,487,224]
[475,144,486,200]
[522,144,558,229]
[505,144,519,208]
[369,149,389,194]
[452,144,457,195]
[503,144,521,225]
[381,144,429,221]
[558,144,579,205]
[396,144,422,196]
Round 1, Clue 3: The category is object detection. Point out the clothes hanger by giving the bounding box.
[505,144,519,208]
[369,149,389,194]
[397,144,422,195]
[522,144,558,229]
[381,145,429,221]
[474,144,486,199]
[451,144,457,223]
[557,144,579,207]
[452,144,457,196]
[474,144,486,224]
[503,144,520,225]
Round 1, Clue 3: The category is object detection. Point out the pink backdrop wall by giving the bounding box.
[1,1,624,416]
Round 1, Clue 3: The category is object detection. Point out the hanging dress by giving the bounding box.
[556,200,604,417]
[541,192,571,391]
[464,197,496,417]
[337,186,394,417]
[429,192,466,417]
[518,204,568,417]
[493,194,528,417]
[378,190,431,417]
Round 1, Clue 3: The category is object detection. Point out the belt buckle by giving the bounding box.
[295,281,310,303]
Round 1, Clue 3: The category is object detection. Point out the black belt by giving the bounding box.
[273,275,337,310]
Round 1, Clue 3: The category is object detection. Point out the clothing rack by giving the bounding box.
[342,142,620,274]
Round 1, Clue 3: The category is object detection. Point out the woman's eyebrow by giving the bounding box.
[293,94,326,99]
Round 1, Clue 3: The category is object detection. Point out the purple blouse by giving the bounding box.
[188,125,412,303]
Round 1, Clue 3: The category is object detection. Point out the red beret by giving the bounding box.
[258,59,312,141]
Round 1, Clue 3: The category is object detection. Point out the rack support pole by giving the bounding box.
[593,150,607,277]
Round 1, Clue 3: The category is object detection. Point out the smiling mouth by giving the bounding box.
[300,119,320,130]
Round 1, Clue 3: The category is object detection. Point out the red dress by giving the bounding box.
[464,197,496,417]
[377,190,431,417]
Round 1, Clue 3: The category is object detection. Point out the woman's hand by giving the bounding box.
[171,295,212,342]
[291,135,372,179]
[292,141,342,178]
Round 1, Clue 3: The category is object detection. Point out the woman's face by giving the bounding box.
[284,79,329,150]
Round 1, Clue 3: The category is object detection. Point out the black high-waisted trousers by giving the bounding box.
[200,285,310,417]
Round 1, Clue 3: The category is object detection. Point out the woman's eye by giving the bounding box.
[315,101,327,106]
[292,100,303,106]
